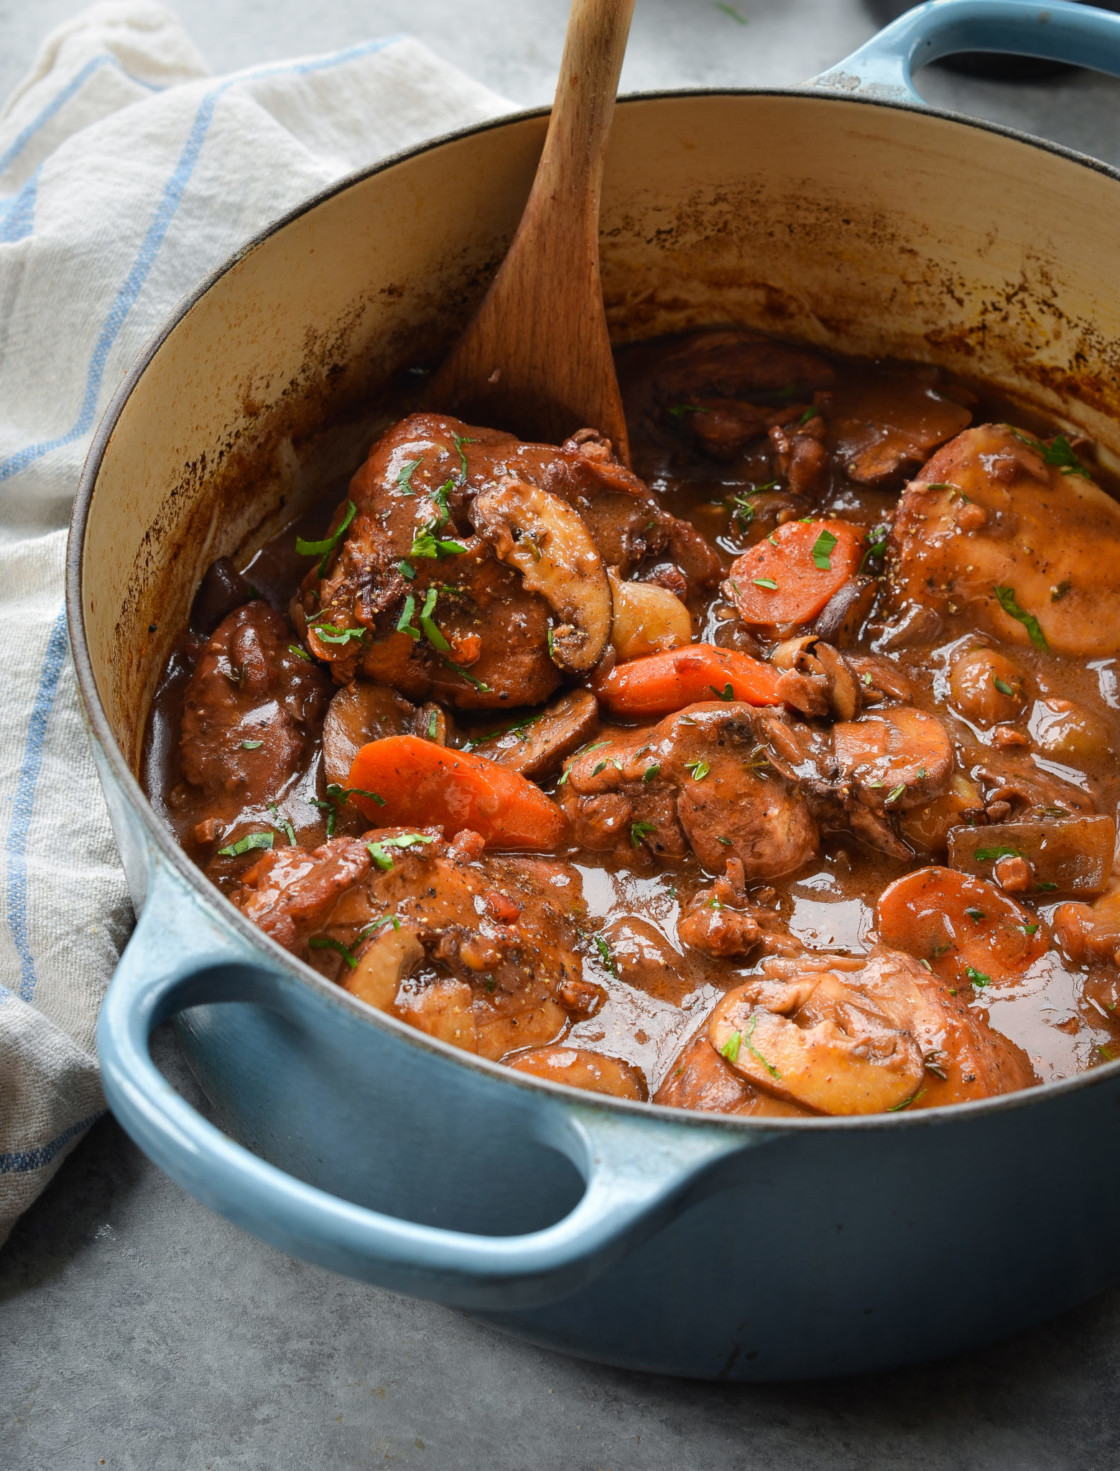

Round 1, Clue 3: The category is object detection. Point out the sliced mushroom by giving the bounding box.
[468,689,599,778]
[506,1046,647,1100]
[769,636,862,722]
[606,567,691,662]
[344,924,425,1010]
[322,679,439,787]
[811,575,879,646]
[470,479,612,673]
[709,974,924,1115]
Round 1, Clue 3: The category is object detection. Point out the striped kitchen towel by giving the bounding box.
[0,0,511,1244]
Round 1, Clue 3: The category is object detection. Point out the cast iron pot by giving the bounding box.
[71,1,1120,1381]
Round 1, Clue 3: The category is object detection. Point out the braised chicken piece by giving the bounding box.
[230,826,588,1060]
[178,601,329,818]
[558,701,819,879]
[706,947,1034,1113]
[293,413,720,709]
[149,325,1120,1116]
[890,423,1120,658]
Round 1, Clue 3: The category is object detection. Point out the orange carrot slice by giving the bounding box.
[347,735,568,850]
[877,865,1047,990]
[727,518,864,626]
[597,643,784,718]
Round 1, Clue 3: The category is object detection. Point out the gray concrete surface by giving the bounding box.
[4,1,1120,1467]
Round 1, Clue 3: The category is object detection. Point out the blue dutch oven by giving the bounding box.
[71,2,1120,1379]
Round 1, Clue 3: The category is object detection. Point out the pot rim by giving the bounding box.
[67,83,1120,1137]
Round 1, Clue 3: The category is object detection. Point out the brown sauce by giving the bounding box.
[143,327,1120,1114]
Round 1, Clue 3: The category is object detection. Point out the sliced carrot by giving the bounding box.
[877,865,1048,989]
[596,643,784,718]
[347,735,568,850]
[727,518,864,626]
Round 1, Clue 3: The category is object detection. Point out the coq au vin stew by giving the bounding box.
[144,327,1120,1118]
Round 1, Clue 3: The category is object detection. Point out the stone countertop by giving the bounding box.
[4,2,1120,1467]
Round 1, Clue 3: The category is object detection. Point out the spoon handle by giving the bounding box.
[428,0,635,462]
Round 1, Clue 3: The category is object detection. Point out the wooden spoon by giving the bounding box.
[426,0,635,465]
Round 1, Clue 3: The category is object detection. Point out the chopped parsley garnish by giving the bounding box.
[797,406,820,427]
[288,644,312,662]
[885,783,906,805]
[993,677,1015,696]
[631,820,657,848]
[327,782,386,810]
[1009,427,1091,479]
[714,2,747,24]
[443,660,489,691]
[720,1030,742,1064]
[642,763,660,783]
[410,523,467,559]
[1035,881,1058,892]
[975,845,1022,862]
[917,766,927,780]
[711,682,734,701]
[398,459,422,494]
[452,434,477,480]
[240,739,263,750]
[594,935,618,977]
[752,576,778,591]
[965,965,991,988]
[741,1013,781,1079]
[296,500,356,575]
[730,495,755,529]
[546,627,556,660]
[1023,922,1040,935]
[418,586,450,652]
[1051,580,1071,603]
[993,584,1047,650]
[685,759,710,781]
[398,559,416,580]
[217,831,274,858]
[428,711,439,740]
[313,622,366,646]
[268,803,297,846]
[965,907,985,922]
[811,529,837,571]
[860,524,890,574]
[366,832,435,871]
[887,1089,926,1112]
[309,935,360,969]
[767,532,779,547]
[396,594,420,640]
[716,835,733,846]
[591,761,607,777]
[668,403,709,418]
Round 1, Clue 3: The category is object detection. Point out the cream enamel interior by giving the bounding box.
[79,92,1120,774]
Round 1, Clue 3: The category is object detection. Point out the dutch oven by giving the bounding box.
[71,1,1120,1379]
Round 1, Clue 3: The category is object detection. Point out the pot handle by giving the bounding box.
[98,859,766,1310]
[811,0,1120,106]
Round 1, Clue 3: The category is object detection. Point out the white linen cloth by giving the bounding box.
[0,1,512,1244]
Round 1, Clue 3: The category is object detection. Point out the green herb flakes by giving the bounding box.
[668,403,709,418]
[313,622,366,646]
[710,682,734,701]
[594,935,618,977]
[442,661,489,692]
[993,584,1047,650]
[752,577,778,591]
[797,406,820,427]
[993,677,1015,696]
[398,459,422,494]
[811,529,837,571]
[1009,427,1091,479]
[975,845,1022,862]
[217,831,274,858]
[396,594,420,640]
[398,559,416,580]
[965,907,984,922]
[887,1089,926,1112]
[268,804,297,846]
[239,739,263,750]
[642,763,660,783]
[965,965,991,988]
[287,644,312,662]
[742,1013,781,1079]
[885,783,906,805]
[720,1030,742,1064]
[309,935,359,969]
[419,586,450,653]
[452,434,477,481]
[366,832,435,871]
[296,500,356,576]
[1051,580,1071,603]
[630,820,657,848]
[685,759,710,781]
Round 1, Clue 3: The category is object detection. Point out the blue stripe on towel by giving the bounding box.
[0,1110,106,1174]
[0,166,40,244]
[0,36,396,486]
[0,54,163,180]
[6,607,69,1002]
